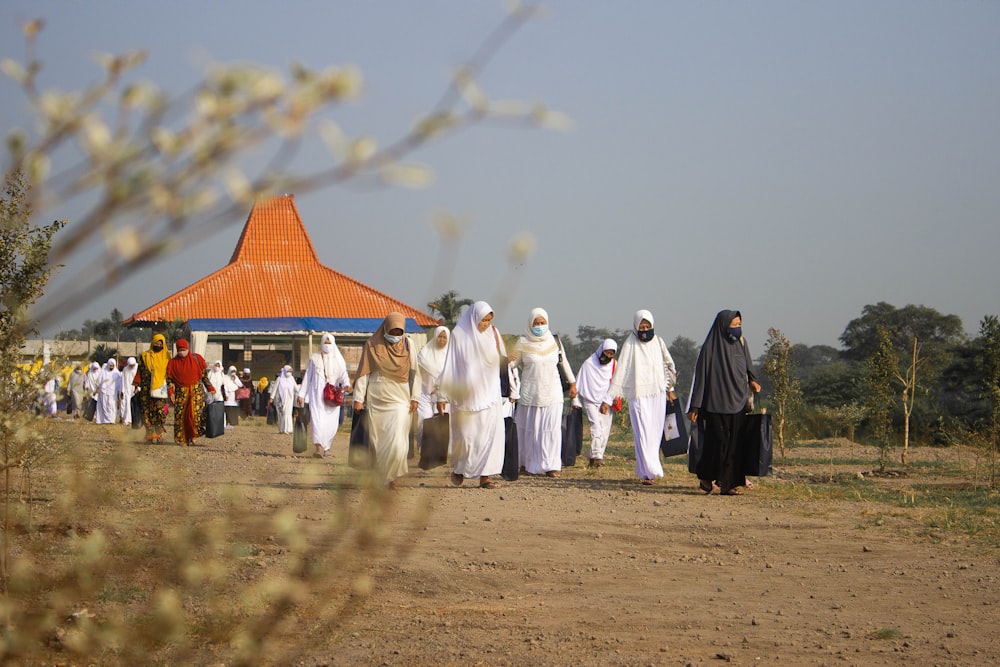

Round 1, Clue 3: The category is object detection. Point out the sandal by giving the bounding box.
[450,473,464,487]
[699,479,713,494]
[545,471,561,478]
[641,479,654,486]
[721,486,744,496]
[479,479,501,489]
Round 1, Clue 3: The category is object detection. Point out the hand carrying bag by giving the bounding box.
[561,406,583,468]
[348,408,374,469]
[660,399,689,457]
[418,413,450,470]
[323,383,344,406]
[293,404,310,453]
[205,401,225,438]
[741,413,773,476]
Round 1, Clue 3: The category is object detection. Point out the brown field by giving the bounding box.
[4,415,999,666]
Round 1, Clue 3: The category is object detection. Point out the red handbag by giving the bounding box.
[323,383,344,406]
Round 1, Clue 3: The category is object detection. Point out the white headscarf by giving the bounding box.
[417,326,449,380]
[438,301,503,411]
[576,339,618,404]
[518,307,559,357]
[316,333,347,384]
[274,364,297,395]
[608,309,676,400]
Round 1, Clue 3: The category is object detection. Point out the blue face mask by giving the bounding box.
[531,325,549,337]
[383,333,402,345]
[728,326,742,341]
[636,329,654,343]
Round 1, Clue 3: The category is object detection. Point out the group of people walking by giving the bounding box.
[290,303,759,497]
[64,304,759,497]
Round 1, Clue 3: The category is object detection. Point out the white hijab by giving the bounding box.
[610,309,675,400]
[316,333,347,384]
[438,301,504,411]
[274,365,297,395]
[518,306,558,357]
[576,338,618,404]
[417,326,450,379]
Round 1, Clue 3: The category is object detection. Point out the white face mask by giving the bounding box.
[383,333,402,345]
[321,342,333,354]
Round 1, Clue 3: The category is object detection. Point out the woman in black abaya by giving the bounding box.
[686,310,761,495]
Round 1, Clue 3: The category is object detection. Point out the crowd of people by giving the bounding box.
[35,305,760,496]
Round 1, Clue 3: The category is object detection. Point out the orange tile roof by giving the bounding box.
[126,195,438,328]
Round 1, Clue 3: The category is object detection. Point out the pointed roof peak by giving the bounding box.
[229,194,319,265]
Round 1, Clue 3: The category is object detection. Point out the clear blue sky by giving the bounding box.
[3,1,998,351]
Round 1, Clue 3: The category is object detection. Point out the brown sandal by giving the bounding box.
[479,479,501,489]
[699,479,713,494]
[450,473,464,487]
[721,486,744,496]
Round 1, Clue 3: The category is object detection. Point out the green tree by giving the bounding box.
[427,291,473,328]
[763,328,802,461]
[0,169,65,590]
[865,325,898,471]
[668,336,699,403]
[980,315,1000,488]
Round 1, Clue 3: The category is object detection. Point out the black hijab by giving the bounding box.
[687,309,757,414]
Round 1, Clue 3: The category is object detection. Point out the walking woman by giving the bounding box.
[575,339,620,468]
[601,310,677,485]
[134,333,171,442]
[353,313,421,490]
[415,325,450,448]
[94,358,122,424]
[437,301,507,489]
[166,339,210,446]
[297,333,350,458]
[119,357,138,426]
[222,366,243,427]
[510,307,576,477]
[686,309,761,496]
[272,365,298,434]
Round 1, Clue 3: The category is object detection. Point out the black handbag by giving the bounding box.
[266,402,277,425]
[418,413,450,470]
[83,397,97,421]
[660,399,689,457]
[561,406,583,468]
[205,401,225,438]
[293,404,310,453]
[501,415,519,481]
[130,393,143,429]
[348,408,374,469]
[741,413,773,477]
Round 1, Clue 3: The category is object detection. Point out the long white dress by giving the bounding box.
[95,361,122,424]
[604,311,677,481]
[512,313,576,475]
[437,302,507,480]
[415,326,450,448]
[297,347,350,451]
[354,340,420,485]
[272,368,298,434]
[574,340,618,461]
[119,358,138,425]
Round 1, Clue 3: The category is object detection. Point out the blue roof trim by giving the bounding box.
[188,318,425,333]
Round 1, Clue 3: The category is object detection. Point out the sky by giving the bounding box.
[2,0,999,352]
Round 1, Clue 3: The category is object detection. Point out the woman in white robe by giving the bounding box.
[574,339,619,467]
[95,358,122,424]
[436,301,507,489]
[511,307,576,477]
[415,326,450,449]
[297,333,350,457]
[222,366,242,427]
[83,362,101,420]
[272,365,298,434]
[207,360,226,404]
[353,313,420,489]
[602,310,677,485]
[119,357,138,425]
